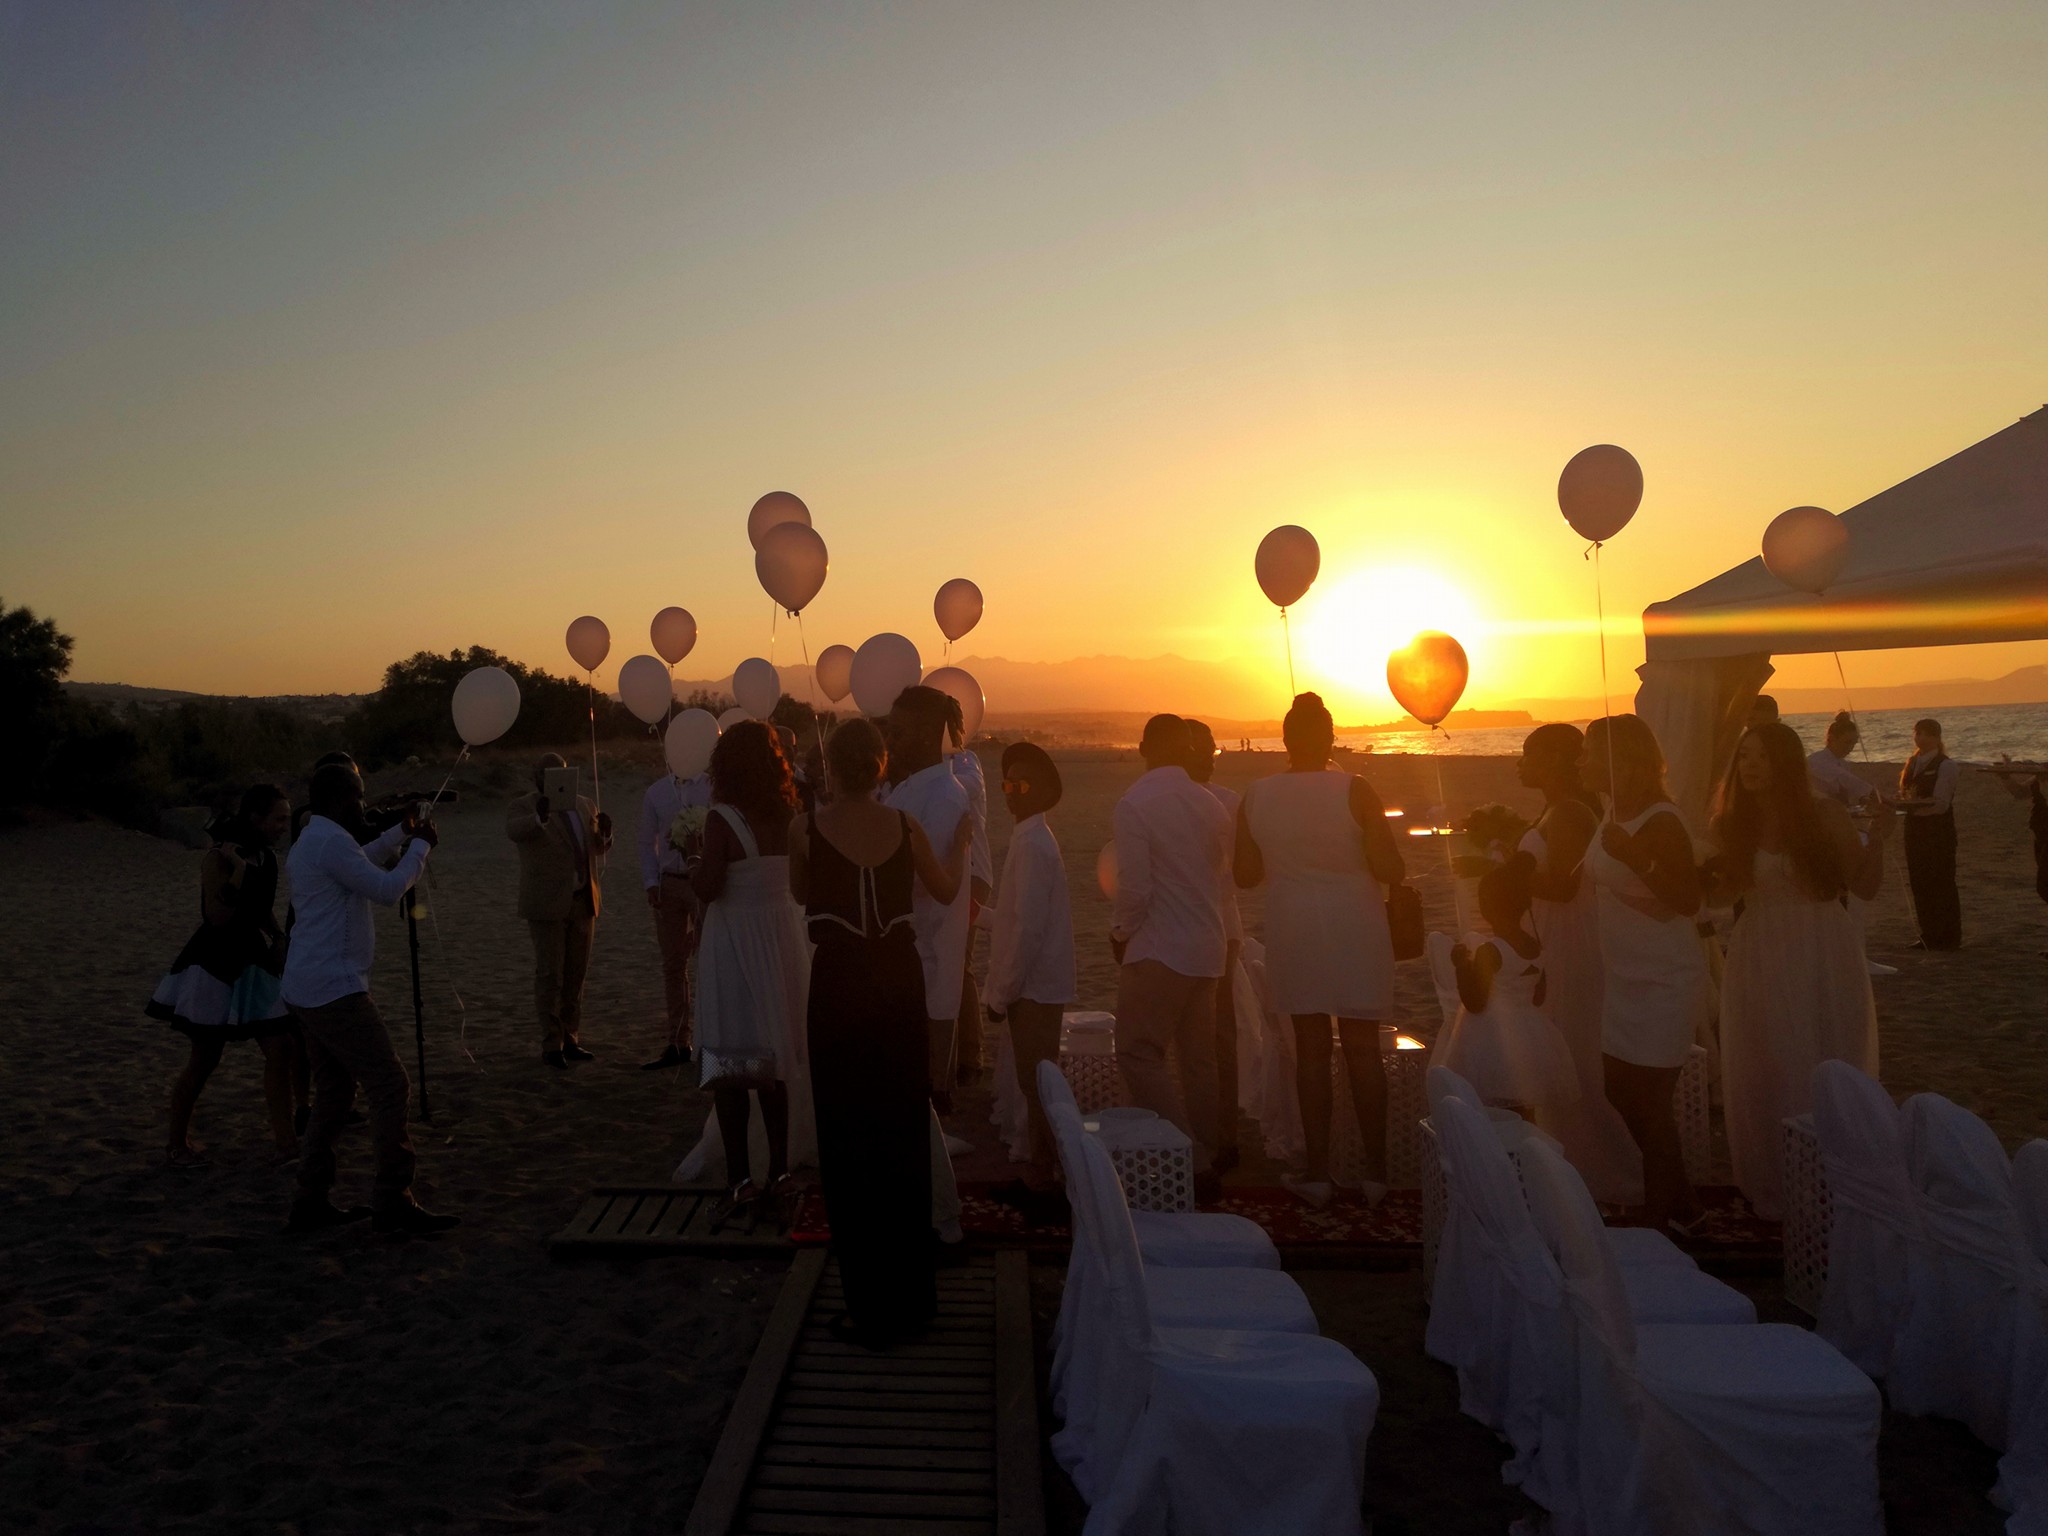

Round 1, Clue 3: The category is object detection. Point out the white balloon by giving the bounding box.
[850,633,922,718]
[450,666,520,747]
[1761,505,1849,595]
[1255,526,1319,608]
[755,522,829,614]
[717,706,752,731]
[650,607,697,666]
[617,654,673,725]
[923,665,984,742]
[565,615,610,673]
[663,708,720,779]
[934,578,984,642]
[815,644,856,703]
[733,657,781,719]
[747,491,811,550]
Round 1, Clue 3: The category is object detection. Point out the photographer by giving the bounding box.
[281,762,456,1237]
[507,753,614,1068]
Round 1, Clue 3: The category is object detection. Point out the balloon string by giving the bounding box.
[1833,650,1871,761]
[1434,732,1465,932]
[1593,541,1616,821]
[428,745,470,816]
[586,674,601,811]
[1281,606,1297,697]
[769,598,779,663]
[796,610,828,762]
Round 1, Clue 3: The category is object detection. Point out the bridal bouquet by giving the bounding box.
[668,806,709,854]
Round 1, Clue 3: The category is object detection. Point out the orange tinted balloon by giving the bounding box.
[1096,841,1118,900]
[747,491,811,550]
[1255,525,1320,608]
[1761,505,1848,594]
[565,615,611,673]
[1386,631,1469,727]
[1557,444,1643,543]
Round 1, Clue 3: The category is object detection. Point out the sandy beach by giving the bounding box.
[1,747,2037,1533]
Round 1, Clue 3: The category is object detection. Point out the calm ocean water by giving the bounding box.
[1247,701,2048,762]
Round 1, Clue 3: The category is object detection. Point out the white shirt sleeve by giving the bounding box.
[1932,758,1959,814]
[365,820,410,865]
[1110,794,1151,942]
[319,827,429,905]
[987,831,1044,1010]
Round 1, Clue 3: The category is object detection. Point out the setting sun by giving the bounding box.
[1295,566,1484,717]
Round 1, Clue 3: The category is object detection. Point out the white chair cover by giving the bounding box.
[1994,1140,2048,1529]
[1893,1093,2024,1449]
[1068,1133,1378,1536]
[1810,1060,1918,1378]
[1520,1137,1882,1536]
[1236,938,1306,1168]
[1426,1094,1571,1506]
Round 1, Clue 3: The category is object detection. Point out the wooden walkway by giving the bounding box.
[684,1248,1045,1536]
[547,1185,797,1257]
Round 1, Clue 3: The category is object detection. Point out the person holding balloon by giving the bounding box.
[1234,693,1405,1208]
[1580,715,1707,1235]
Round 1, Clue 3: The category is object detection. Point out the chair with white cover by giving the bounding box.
[1042,1085,1323,1496]
[1425,1094,1572,1506]
[1892,1092,2027,1449]
[1993,1139,2048,1530]
[1519,1136,1882,1536]
[1038,1062,1278,1271]
[1809,1060,1918,1379]
[1064,1131,1380,1535]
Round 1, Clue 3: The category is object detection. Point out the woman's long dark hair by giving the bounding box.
[1714,722,1844,900]
[1523,722,1602,816]
[1585,714,1671,810]
[710,720,798,827]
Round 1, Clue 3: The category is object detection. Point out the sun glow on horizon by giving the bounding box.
[1296,565,1485,717]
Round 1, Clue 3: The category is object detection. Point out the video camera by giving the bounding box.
[361,787,460,837]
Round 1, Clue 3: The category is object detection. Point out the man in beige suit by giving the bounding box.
[506,753,615,1068]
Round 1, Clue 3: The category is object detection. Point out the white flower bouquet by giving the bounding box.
[668,806,709,854]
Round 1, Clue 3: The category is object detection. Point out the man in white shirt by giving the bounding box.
[1184,720,1242,1173]
[1807,712,1876,811]
[984,743,1076,1207]
[639,768,711,1070]
[1900,717,1963,949]
[282,763,454,1237]
[882,687,974,1112]
[1111,714,1231,1188]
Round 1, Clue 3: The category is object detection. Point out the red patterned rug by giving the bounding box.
[790,1182,1781,1263]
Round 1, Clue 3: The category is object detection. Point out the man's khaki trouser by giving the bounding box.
[651,875,696,1049]
[530,909,595,1051]
[1114,958,1222,1172]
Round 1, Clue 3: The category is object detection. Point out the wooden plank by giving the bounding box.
[752,1465,993,1493]
[799,1339,994,1361]
[792,1354,990,1377]
[749,1488,996,1518]
[681,1247,827,1536]
[767,1425,994,1451]
[787,1370,993,1395]
[770,1417,995,1441]
[993,1249,1047,1536]
[760,1441,994,1470]
[781,1388,992,1413]
[740,1516,991,1536]
[651,1192,699,1240]
[600,1192,648,1239]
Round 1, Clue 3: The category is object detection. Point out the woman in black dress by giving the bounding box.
[146,784,303,1164]
[789,719,969,1344]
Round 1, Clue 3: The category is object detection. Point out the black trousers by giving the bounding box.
[1903,811,1961,949]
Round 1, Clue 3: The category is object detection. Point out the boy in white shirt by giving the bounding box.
[984,743,1076,1215]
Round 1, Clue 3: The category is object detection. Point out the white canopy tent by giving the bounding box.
[1636,407,2048,824]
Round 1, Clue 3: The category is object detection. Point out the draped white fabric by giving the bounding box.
[1425,1095,1571,1506]
[1064,1131,1380,1536]
[1994,1140,2048,1530]
[1810,1061,1920,1378]
[1235,938,1306,1167]
[1519,1137,1883,1536]
[1893,1093,2026,1449]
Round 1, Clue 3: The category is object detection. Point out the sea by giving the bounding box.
[1247,702,2048,763]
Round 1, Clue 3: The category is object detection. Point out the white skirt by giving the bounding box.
[1263,869,1393,1018]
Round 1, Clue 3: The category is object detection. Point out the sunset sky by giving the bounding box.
[4,3,2044,720]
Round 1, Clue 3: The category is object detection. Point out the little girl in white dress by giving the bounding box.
[1430,861,1580,1116]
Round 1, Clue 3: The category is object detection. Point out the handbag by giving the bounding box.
[1385,881,1424,961]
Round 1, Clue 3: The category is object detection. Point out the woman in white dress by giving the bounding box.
[1581,714,1706,1235]
[682,721,815,1225]
[1432,860,1579,1116]
[1514,724,1643,1203]
[1235,692,1404,1206]
[1708,722,1888,1218]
